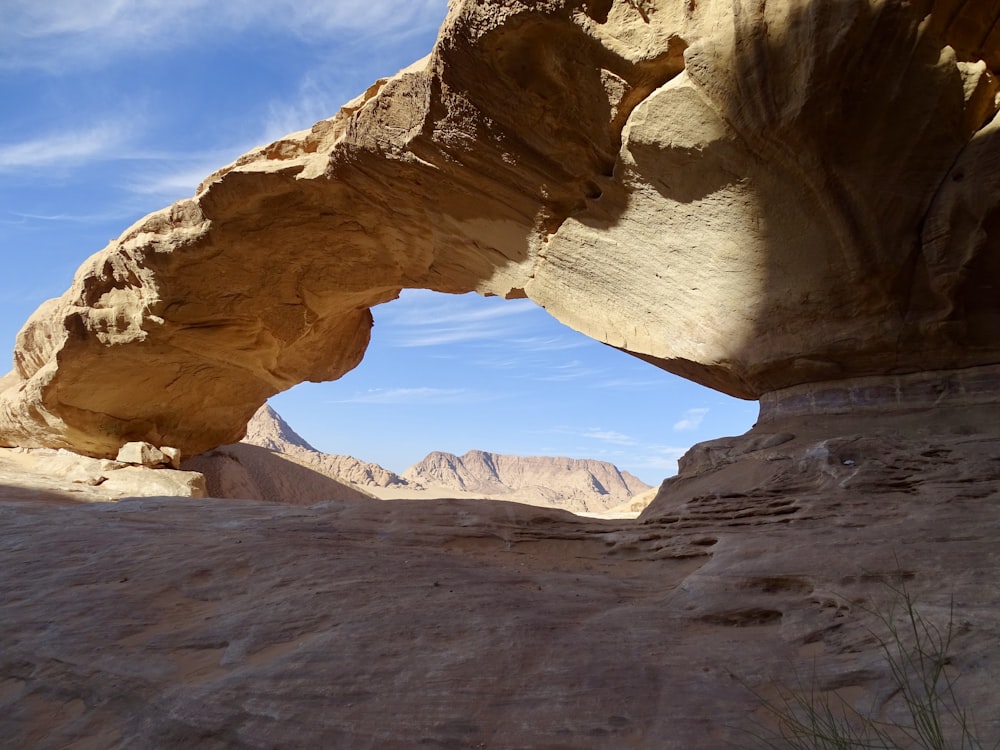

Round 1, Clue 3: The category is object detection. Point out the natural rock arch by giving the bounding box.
[2,0,999,459]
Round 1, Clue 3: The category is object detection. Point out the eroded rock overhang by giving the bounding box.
[2,0,999,458]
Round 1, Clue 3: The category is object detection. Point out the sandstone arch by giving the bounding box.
[2,0,999,459]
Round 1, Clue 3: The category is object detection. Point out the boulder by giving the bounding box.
[1,0,999,458]
[116,442,169,468]
[0,447,206,501]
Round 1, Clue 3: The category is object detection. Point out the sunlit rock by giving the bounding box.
[1,0,998,457]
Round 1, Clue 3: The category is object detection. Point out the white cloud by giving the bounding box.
[2,0,449,72]
[532,360,600,382]
[582,429,637,446]
[123,144,257,199]
[0,123,132,171]
[393,328,504,348]
[673,407,709,432]
[386,296,538,327]
[379,293,542,348]
[630,447,689,475]
[333,387,495,405]
[125,166,212,199]
[510,335,587,352]
[260,72,350,145]
[5,208,137,224]
[590,376,664,390]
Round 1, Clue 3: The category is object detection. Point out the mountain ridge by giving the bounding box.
[403,449,651,512]
[241,405,652,513]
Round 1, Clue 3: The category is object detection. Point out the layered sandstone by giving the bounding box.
[2,0,999,458]
[1,402,998,748]
[0,447,206,501]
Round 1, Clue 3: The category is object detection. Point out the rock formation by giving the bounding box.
[2,411,998,747]
[0,447,206,501]
[238,404,650,512]
[242,404,318,454]
[2,0,999,459]
[182,442,376,506]
[404,449,650,511]
[3,3,1000,744]
[241,404,407,490]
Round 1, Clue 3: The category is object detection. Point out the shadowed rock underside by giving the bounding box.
[1,0,999,458]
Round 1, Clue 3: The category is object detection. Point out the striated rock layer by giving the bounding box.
[3,0,1000,457]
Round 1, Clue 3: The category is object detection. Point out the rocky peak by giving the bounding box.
[240,405,405,489]
[243,404,316,453]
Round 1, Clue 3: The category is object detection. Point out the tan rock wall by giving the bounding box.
[2,0,999,458]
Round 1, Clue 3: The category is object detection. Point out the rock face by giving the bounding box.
[2,0,999,458]
[2,404,998,748]
[0,447,206,501]
[404,449,650,511]
[183,443,375,506]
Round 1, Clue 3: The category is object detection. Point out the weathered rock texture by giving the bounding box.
[404,449,650,511]
[1,403,998,748]
[0,447,206,501]
[3,0,1000,458]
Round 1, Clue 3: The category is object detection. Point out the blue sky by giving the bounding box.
[1,0,757,484]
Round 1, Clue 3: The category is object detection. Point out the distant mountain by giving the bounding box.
[243,404,317,452]
[403,449,651,513]
[243,405,407,489]
[241,405,653,513]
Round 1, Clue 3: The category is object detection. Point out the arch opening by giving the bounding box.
[267,289,756,489]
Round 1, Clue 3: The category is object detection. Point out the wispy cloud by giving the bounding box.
[380,293,542,349]
[4,208,138,225]
[510,335,588,352]
[126,167,213,199]
[2,0,448,72]
[261,73,347,145]
[673,407,709,432]
[582,429,637,446]
[123,144,257,199]
[332,387,496,405]
[387,297,538,327]
[590,376,665,390]
[630,446,689,474]
[0,122,132,171]
[393,327,510,348]
[525,428,691,480]
[531,360,600,383]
